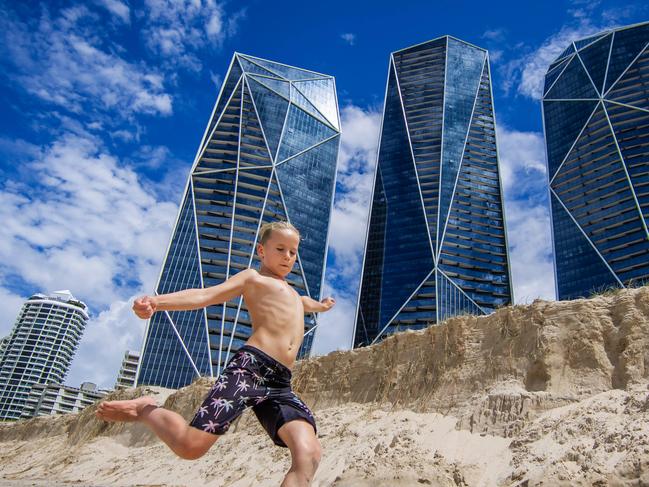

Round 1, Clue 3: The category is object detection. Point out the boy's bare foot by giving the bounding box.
[95,396,158,422]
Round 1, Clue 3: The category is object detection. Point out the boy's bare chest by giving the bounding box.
[246,279,300,306]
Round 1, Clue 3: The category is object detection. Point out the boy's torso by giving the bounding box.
[241,271,305,370]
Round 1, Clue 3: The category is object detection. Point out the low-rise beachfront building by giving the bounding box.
[115,350,140,389]
[20,382,108,418]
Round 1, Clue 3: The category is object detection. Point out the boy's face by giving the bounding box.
[257,228,300,277]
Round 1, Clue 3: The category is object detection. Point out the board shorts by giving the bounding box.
[189,345,317,447]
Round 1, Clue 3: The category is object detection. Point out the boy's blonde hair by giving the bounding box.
[258,221,300,244]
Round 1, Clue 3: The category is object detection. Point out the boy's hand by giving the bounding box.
[320,297,335,311]
[133,296,157,319]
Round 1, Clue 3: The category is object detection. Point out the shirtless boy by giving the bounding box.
[96,221,335,487]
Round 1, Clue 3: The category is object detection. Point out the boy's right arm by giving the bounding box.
[133,269,256,319]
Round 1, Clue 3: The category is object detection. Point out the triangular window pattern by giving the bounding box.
[436,270,484,323]
[545,55,599,100]
[240,55,323,80]
[248,74,290,100]
[393,39,446,256]
[577,33,613,95]
[293,79,339,129]
[240,84,273,167]
[552,105,649,282]
[275,105,336,163]
[195,81,242,173]
[551,192,619,300]
[439,43,485,246]
[246,76,289,161]
[543,99,598,177]
[605,24,649,93]
[377,62,433,332]
[606,46,649,111]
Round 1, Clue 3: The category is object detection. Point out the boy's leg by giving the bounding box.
[277,420,322,487]
[96,397,218,460]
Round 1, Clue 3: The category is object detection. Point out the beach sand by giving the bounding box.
[2,286,649,486]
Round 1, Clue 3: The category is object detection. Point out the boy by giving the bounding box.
[96,221,335,487]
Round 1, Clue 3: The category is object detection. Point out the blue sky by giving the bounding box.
[0,0,647,389]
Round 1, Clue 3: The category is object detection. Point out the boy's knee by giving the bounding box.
[296,439,322,467]
[177,443,210,460]
[175,430,217,460]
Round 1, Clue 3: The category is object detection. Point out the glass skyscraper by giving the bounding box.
[354,36,512,347]
[137,53,340,389]
[0,290,89,420]
[543,22,649,300]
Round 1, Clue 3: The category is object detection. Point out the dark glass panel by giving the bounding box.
[436,270,483,322]
[544,56,571,95]
[575,33,605,50]
[354,169,387,348]
[551,192,619,299]
[545,55,599,100]
[543,100,598,177]
[578,33,613,95]
[276,105,336,163]
[439,41,485,243]
[202,58,243,154]
[605,24,649,93]
[607,47,649,111]
[194,82,241,173]
[376,64,433,331]
[246,77,289,161]
[393,39,446,254]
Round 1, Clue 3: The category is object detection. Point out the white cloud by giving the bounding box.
[340,33,356,46]
[66,297,146,389]
[489,50,504,63]
[497,125,547,192]
[0,4,172,119]
[0,133,180,386]
[95,0,130,23]
[0,288,26,337]
[326,105,381,280]
[209,71,223,90]
[482,28,506,42]
[142,0,244,71]
[497,126,556,303]
[505,201,556,303]
[311,105,381,354]
[501,7,630,99]
[310,283,357,356]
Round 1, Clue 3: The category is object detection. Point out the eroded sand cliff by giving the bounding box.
[2,286,649,486]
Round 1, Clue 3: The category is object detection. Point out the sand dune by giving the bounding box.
[2,286,649,486]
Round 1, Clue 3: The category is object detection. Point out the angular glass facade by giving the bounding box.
[543,22,649,300]
[354,37,512,347]
[137,54,340,389]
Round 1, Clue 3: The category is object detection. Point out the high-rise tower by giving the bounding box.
[0,290,89,420]
[137,53,340,389]
[354,36,512,347]
[543,22,649,300]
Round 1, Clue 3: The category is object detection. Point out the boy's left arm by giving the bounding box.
[301,295,335,313]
